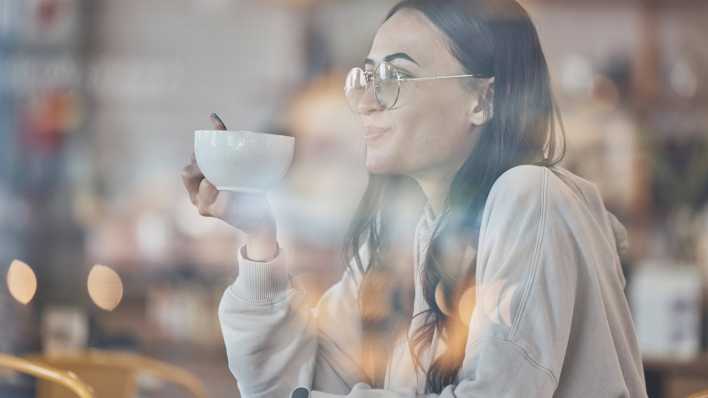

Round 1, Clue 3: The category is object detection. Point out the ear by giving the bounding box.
[468,77,495,127]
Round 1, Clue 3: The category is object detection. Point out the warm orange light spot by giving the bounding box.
[435,282,452,316]
[87,265,123,311]
[458,286,477,327]
[6,259,37,304]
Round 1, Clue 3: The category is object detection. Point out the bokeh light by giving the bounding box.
[458,286,477,327]
[435,281,452,317]
[6,259,38,305]
[87,264,124,311]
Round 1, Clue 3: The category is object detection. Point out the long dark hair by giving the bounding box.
[342,0,566,393]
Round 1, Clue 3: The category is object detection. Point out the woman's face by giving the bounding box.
[358,9,482,180]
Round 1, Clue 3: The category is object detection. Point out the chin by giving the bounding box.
[364,154,402,175]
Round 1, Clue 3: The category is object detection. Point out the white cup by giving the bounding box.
[194,130,294,193]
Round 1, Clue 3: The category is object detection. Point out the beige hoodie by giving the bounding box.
[218,165,648,398]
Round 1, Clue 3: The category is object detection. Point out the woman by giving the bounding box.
[181,0,648,396]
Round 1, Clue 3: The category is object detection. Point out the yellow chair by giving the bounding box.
[689,390,708,398]
[0,353,93,398]
[26,350,207,398]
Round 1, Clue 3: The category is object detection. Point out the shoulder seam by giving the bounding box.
[465,335,559,385]
[509,168,549,338]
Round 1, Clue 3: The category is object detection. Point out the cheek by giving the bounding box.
[363,88,471,175]
[392,94,469,168]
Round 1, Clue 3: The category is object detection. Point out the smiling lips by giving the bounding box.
[365,126,390,141]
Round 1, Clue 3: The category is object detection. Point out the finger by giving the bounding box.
[181,165,203,204]
[199,179,219,203]
[182,159,203,181]
[197,179,219,215]
[182,180,199,205]
[209,190,233,220]
[210,113,227,130]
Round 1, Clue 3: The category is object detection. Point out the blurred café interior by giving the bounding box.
[1,0,708,397]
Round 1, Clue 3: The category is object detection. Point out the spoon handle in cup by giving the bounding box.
[210,113,227,130]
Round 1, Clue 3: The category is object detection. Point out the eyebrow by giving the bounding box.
[364,52,419,66]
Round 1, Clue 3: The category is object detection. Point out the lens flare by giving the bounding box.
[435,281,452,316]
[458,286,477,327]
[87,264,124,311]
[6,259,38,304]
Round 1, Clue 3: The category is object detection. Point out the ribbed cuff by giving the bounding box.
[233,244,290,303]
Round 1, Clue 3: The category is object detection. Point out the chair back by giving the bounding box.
[28,350,207,398]
[0,353,93,398]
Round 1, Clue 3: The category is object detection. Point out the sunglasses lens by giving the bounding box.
[344,67,367,111]
[375,63,400,109]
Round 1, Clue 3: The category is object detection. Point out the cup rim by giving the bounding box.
[195,129,294,142]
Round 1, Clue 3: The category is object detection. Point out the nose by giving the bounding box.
[357,83,383,115]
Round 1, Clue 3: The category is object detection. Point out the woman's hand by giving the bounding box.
[181,114,279,260]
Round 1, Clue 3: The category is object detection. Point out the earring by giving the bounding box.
[471,104,491,127]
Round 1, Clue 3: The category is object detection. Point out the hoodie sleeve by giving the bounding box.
[218,243,370,397]
[306,165,581,398]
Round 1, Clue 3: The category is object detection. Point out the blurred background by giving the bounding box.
[0,0,707,397]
